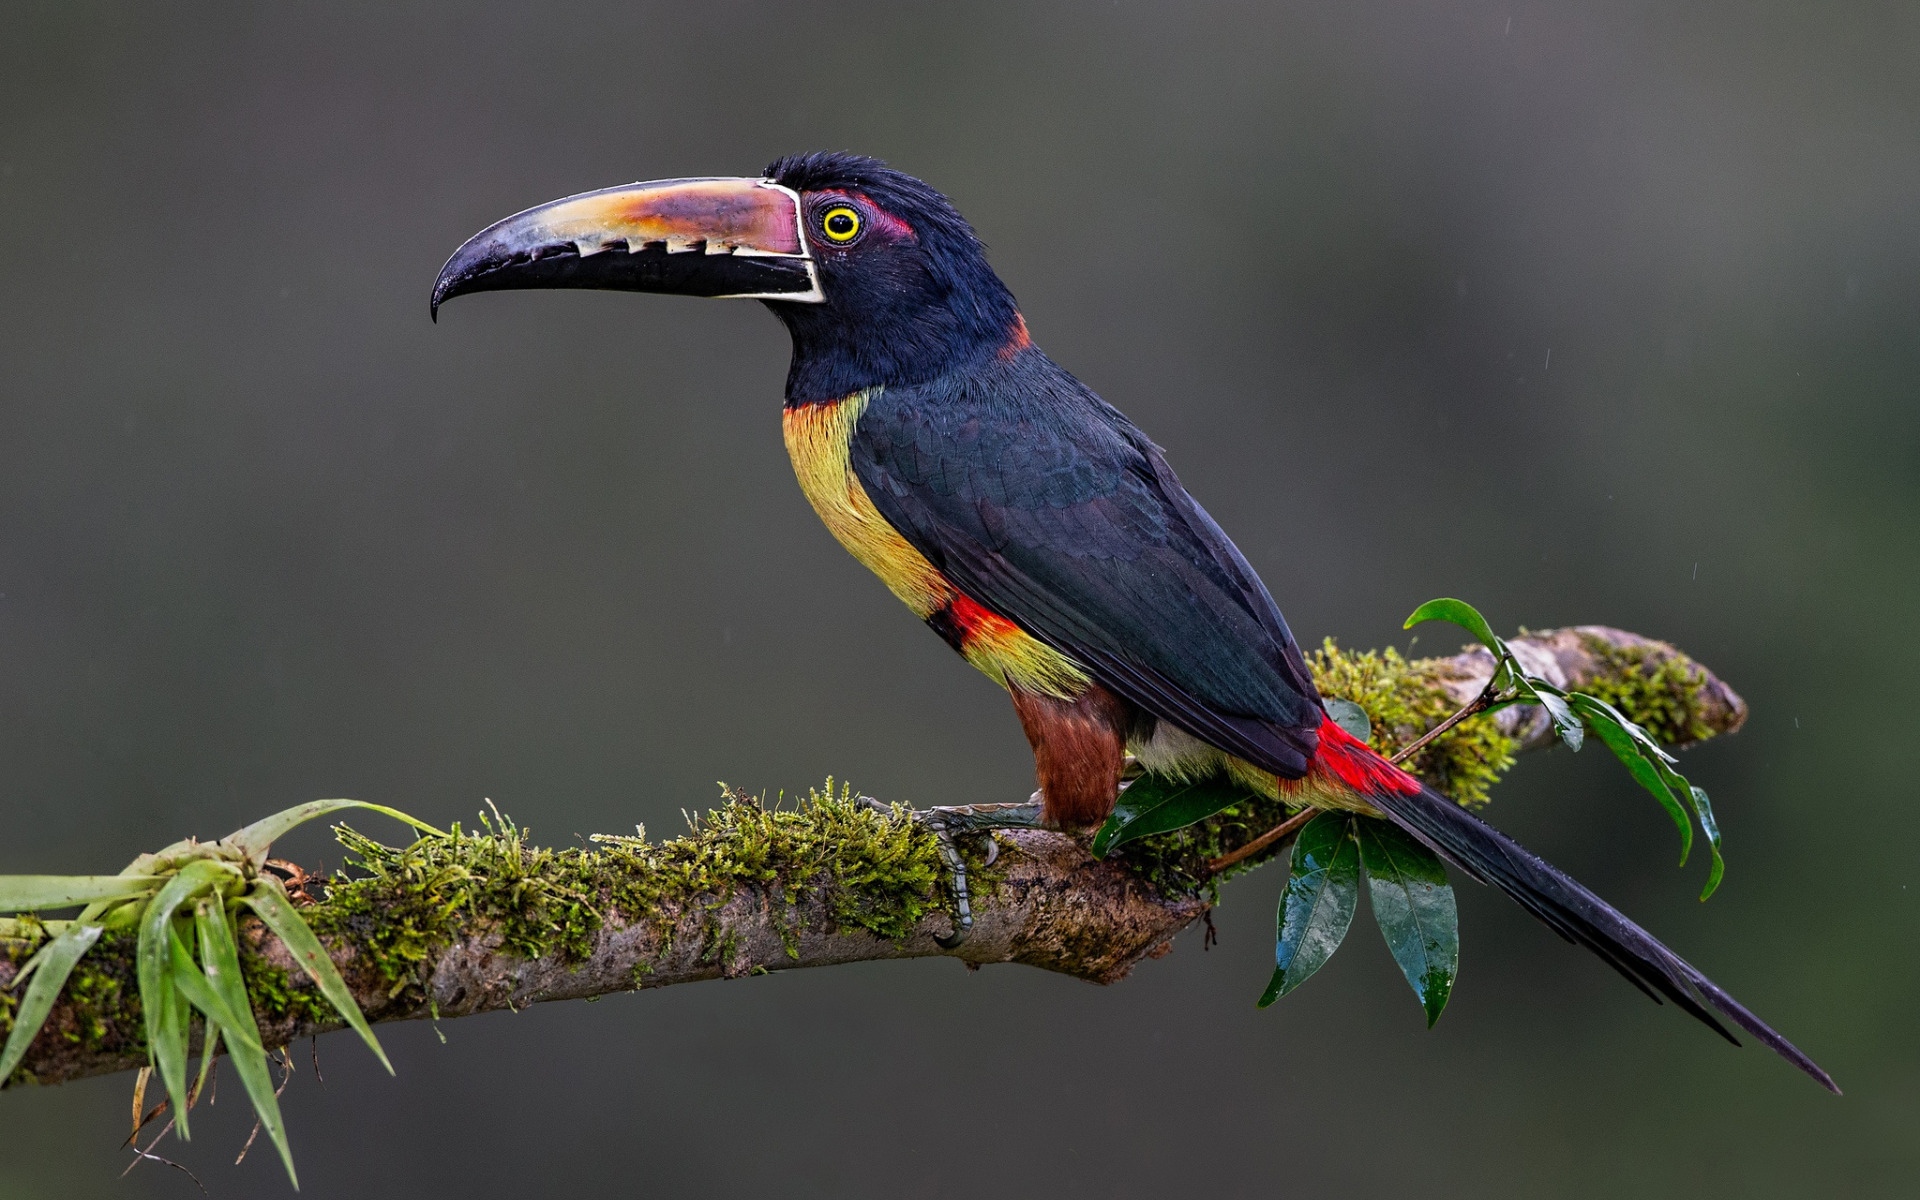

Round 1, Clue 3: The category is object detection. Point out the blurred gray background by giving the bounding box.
[2,1,1913,1195]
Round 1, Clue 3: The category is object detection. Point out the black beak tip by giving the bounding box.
[429,263,471,323]
[430,244,508,323]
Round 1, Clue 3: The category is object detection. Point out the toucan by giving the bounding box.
[432,152,1834,1091]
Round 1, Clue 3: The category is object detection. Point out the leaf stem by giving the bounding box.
[1206,808,1316,874]
[1388,678,1504,766]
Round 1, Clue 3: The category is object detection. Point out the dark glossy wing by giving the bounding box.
[849,358,1323,777]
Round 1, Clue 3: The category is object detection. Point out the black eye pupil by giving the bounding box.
[828,213,854,235]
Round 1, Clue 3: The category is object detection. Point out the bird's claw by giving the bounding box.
[856,797,1045,949]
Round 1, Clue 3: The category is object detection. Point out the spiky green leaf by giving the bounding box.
[245,876,392,1073]
[191,1015,219,1109]
[0,876,162,913]
[1354,817,1459,1027]
[197,893,298,1186]
[136,861,231,1139]
[1258,814,1360,1007]
[0,923,102,1084]
[165,923,260,1054]
[224,800,442,870]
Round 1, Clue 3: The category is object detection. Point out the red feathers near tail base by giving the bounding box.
[1309,713,1423,800]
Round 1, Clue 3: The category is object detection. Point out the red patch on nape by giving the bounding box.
[998,313,1032,360]
[1310,712,1422,798]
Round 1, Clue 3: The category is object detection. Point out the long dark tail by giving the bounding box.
[1360,776,1837,1092]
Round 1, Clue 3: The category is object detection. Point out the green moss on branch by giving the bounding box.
[304,781,948,1004]
[1573,632,1719,746]
[0,626,1750,1089]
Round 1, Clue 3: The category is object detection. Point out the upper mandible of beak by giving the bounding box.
[430,176,823,319]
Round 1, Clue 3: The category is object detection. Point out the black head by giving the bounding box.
[761,153,1022,402]
[431,153,1026,404]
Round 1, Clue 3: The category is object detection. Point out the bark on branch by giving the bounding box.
[0,626,1743,1089]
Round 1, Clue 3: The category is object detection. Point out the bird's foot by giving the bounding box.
[857,795,1047,949]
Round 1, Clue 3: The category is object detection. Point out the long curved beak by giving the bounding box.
[430,176,822,319]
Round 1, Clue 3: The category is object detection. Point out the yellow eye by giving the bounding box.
[821,206,861,242]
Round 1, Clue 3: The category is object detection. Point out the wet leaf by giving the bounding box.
[0,922,102,1083]
[1647,755,1725,900]
[1257,814,1359,1007]
[1525,681,1584,752]
[1571,694,1694,866]
[1323,698,1372,743]
[1354,818,1459,1027]
[1092,773,1259,857]
[1403,597,1502,655]
[1685,785,1724,900]
[246,876,392,1073]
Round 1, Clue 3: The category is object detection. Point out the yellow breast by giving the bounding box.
[782,390,951,618]
[781,390,1088,699]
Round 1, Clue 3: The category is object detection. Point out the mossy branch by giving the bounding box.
[0,625,1743,1090]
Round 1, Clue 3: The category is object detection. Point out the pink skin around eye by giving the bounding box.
[811,189,915,242]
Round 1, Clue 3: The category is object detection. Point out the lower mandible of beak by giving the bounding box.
[430,175,823,318]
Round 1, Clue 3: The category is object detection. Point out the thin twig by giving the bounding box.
[1211,674,1507,875]
[1207,808,1316,874]
[1389,678,1505,766]
[122,1114,209,1194]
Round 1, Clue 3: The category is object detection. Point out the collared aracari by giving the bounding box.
[432,152,1833,1091]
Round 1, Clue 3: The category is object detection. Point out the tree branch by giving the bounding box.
[0,625,1743,1089]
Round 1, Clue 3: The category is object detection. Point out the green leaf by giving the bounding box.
[1522,680,1585,752]
[1091,773,1259,857]
[1257,814,1360,1007]
[1683,785,1724,900]
[191,1013,219,1108]
[0,922,102,1084]
[224,799,444,870]
[137,861,231,1139]
[245,876,392,1074]
[1568,691,1726,899]
[1403,597,1502,655]
[0,875,162,913]
[156,959,191,1135]
[197,891,298,1187]
[1354,818,1459,1027]
[165,923,261,1054]
[1649,765,1724,901]
[1571,694,1694,866]
[1323,698,1372,743]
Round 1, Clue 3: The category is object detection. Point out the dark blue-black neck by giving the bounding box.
[765,259,1021,405]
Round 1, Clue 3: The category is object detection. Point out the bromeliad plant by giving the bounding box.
[0,800,440,1187]
[1092,597,1730,1027]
